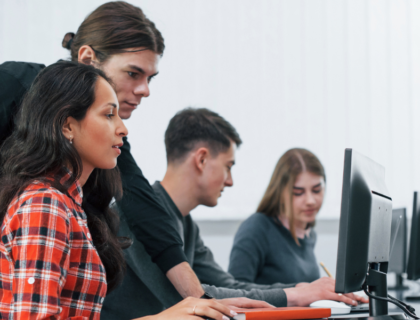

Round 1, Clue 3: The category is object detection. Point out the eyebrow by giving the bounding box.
[293,183,322,190]
[105,103,117,108]
[128,64,159,78]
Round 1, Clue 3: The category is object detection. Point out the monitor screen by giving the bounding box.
[335,149,392,294]
[388,208,407,275]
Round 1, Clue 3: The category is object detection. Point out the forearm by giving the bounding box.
[166,261,205,298]
[203,284,287,307]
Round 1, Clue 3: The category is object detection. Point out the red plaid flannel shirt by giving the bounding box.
[0,173,107,319]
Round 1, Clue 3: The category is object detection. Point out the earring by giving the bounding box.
[69,136,73,144]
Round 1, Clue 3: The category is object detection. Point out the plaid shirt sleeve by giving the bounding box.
[1,189,74,319]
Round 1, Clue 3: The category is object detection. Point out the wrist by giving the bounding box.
[284,288,299,307]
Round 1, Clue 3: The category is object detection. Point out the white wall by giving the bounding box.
[1,0,419,220]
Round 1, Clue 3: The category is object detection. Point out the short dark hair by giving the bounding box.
[165,108,242,163]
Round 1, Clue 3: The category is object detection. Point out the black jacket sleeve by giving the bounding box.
[117,136,187,273]
[0,61,45,146]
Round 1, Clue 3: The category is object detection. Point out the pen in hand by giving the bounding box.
[320,262,333,278]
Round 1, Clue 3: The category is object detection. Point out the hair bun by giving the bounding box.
[62,32,75,50]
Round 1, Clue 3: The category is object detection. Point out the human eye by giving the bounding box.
[312,188,321,194]
[106,113,115,119]
[127,71,138,79]
[293,189,304,196]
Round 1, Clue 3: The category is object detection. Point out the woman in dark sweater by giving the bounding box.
[229,148,325,285]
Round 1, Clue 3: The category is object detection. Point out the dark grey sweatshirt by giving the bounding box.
[228,213,320,285]
[101,182,292,320]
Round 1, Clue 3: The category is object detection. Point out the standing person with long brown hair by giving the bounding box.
[229,148,325,285]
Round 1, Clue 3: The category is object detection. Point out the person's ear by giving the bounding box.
[78,45,98,65]
[194,147,210,173]
[62,116,78,143]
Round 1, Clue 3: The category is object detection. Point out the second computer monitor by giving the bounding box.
[335,149,392,294]
[407,192,420,280]
[389,208,407,275]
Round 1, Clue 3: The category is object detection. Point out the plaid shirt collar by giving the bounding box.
[57,168,83,207]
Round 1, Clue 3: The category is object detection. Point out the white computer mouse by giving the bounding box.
[310,300,351,315]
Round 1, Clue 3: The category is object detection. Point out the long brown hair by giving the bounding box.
[0,61,130,293]
[257,148,326,244]
[62,1,165,62]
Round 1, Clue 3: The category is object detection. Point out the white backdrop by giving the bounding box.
[1,0,419,220]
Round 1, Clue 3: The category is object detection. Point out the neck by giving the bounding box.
[278,215,309,239]
[161,164,200,217]
[78,163,94,187]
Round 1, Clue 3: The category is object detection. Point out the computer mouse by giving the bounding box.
[310,300,351,314]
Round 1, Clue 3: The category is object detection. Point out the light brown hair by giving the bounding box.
[257,148,326,244]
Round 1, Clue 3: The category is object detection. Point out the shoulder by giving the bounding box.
[235,213,275,241]
[6,181,73,224]
[0,61,45,89]
[2,181,75,253]
[239,212,274,231]
[0,61,45,94]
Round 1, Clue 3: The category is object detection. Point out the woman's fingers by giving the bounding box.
[185,297,237,320]
[194,304,231,320]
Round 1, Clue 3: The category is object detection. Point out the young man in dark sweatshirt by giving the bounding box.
[101,108,367,319]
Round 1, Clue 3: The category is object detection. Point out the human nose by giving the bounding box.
[116,117,128,137]
[306,192,316,205]
[225,172,233,187]
[133,78,150,98]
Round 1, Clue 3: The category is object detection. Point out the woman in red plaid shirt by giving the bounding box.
[0,61,234,320]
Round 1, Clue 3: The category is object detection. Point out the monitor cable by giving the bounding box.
[362,284,419,319]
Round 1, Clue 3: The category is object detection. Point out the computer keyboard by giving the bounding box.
[350,303,369,313]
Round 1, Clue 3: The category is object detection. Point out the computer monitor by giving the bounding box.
[388,208,408,290]
[407,191,420,281]
[335,149,394,317]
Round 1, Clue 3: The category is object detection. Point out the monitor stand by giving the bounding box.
[330,265,408,320]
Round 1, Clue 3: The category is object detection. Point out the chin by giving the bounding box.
[203,199,218,208]
[119,109,133,120]
[304,217,317,225]
[97,160,118,170]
